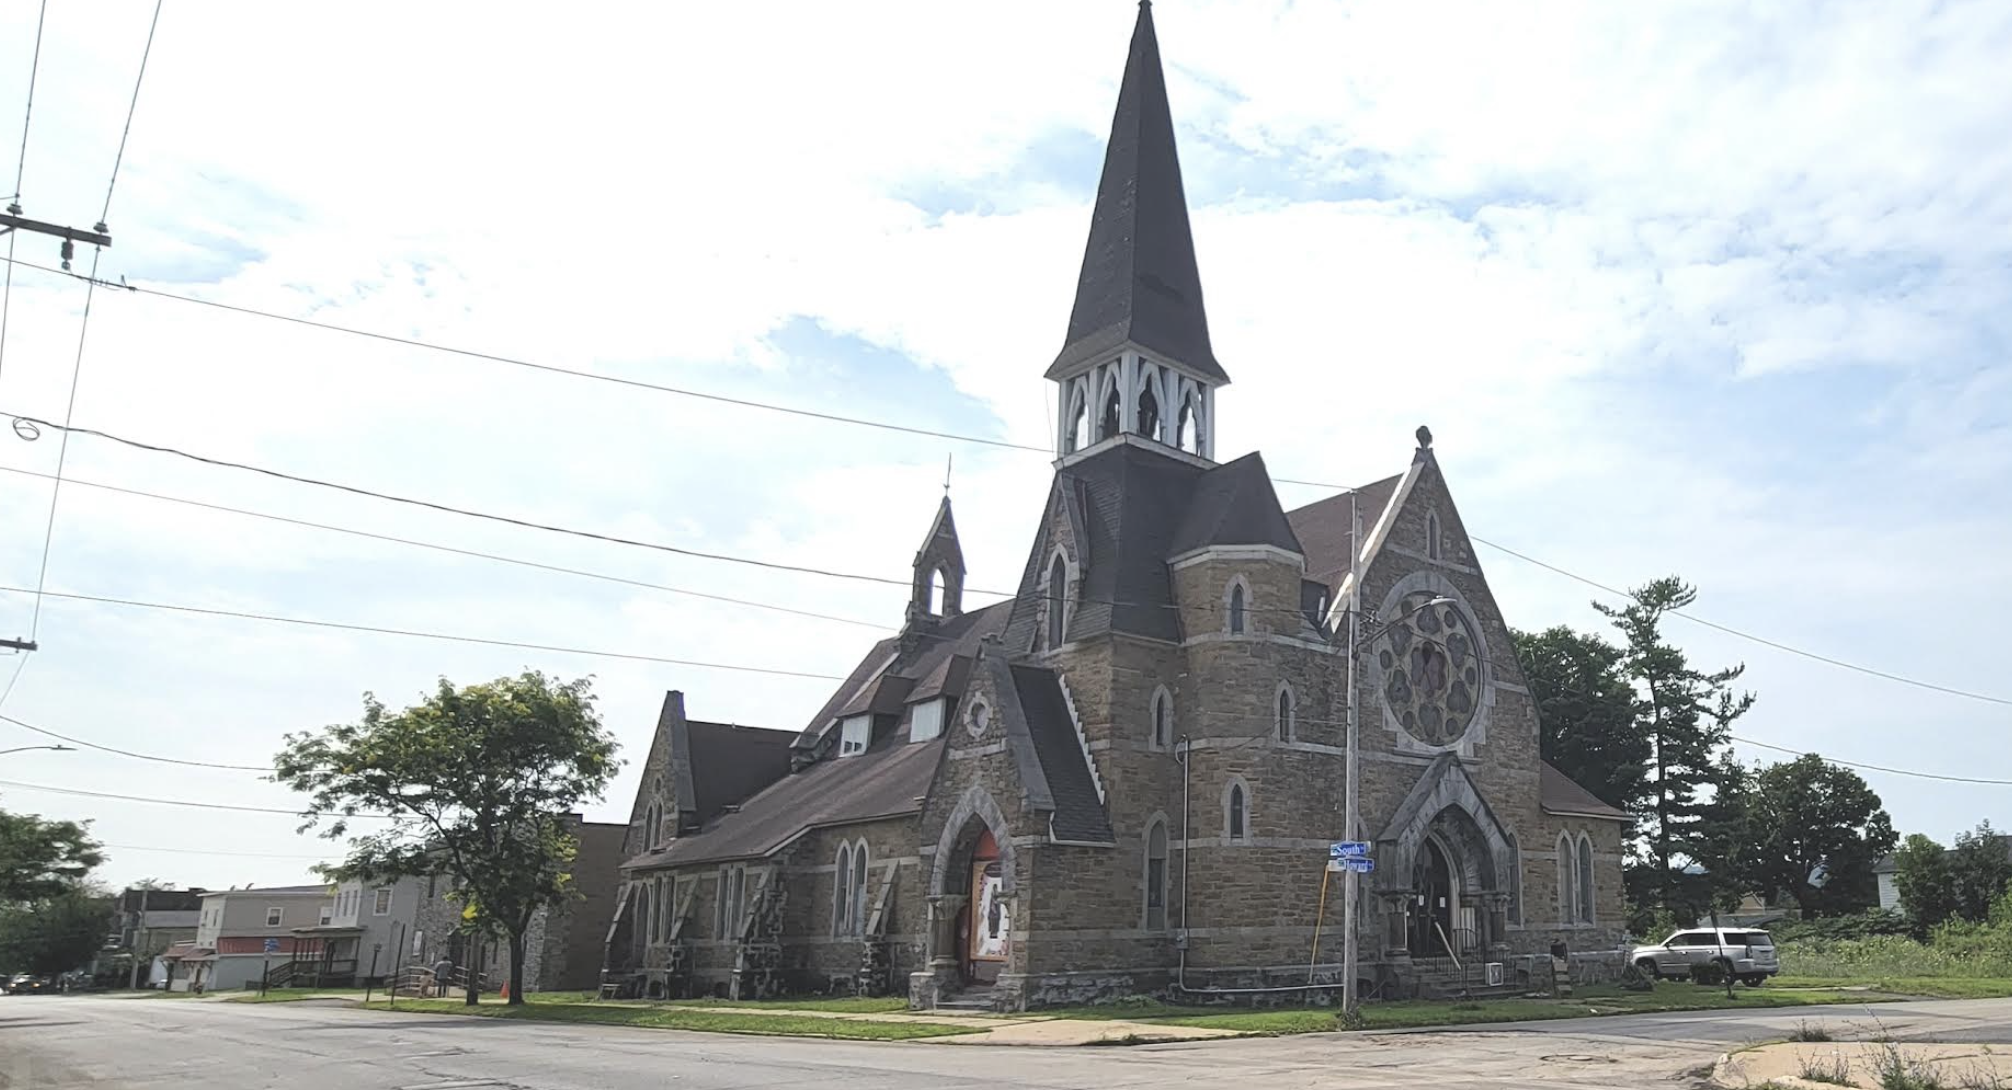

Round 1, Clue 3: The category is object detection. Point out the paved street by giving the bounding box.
[7,995,2012,1089]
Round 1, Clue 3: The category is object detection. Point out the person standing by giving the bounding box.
[431,956,454,999]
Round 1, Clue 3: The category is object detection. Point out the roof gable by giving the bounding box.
[1170,452,1302,558]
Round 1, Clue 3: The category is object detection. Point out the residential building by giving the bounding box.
[1873,834,2012,915]
[110,887,204,988]
[406,814,629,994]
[164,884,332,992]
[602,3,1628,1011]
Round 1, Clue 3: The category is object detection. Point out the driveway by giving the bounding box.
[5,994,2010,1089]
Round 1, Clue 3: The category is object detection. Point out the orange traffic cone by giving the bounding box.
[499,981,509,1001]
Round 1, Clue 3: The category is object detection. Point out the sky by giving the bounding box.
[0,0,2007,893]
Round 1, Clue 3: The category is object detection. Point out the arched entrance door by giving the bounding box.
[958,829,1008,984]
[1409,838,1456,957]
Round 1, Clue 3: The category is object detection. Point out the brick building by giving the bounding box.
[606,2,1627,1010]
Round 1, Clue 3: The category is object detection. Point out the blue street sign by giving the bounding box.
[1339,857,1376,874]
[1329,841,1371,859]
[263,938,280,954]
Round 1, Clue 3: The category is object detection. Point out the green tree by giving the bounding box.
[0,886,113,977]
[1948,821,2012,924]
[1737,754,1896,916]
[1595,577,1756,919]
[273,671,619,1006]
[0,808,103,903]
[1893,833,1958,931]
[1513,625,1648,814]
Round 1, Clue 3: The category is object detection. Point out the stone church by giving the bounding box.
[605,2,1627,1010]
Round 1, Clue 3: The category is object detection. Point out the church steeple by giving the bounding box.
[907,496,965,624]
[1049,0,1226,464]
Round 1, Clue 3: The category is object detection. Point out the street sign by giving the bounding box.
[1330,856,1375,874]
[263,938,280,954]
[1329,841,1371,859]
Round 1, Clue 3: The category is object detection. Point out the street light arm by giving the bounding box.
[1349,596,1456,652]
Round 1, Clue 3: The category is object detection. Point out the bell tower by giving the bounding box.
[1049,0,1228,463]
[907,496,965,625]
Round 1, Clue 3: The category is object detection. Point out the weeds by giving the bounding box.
[1873,1041,1946,1090]
[1797,1051,1855,1086]
[1792,1020,1838,1043]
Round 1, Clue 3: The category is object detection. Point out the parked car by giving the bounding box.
[6,973,53,995]
[1630,928,1778,986]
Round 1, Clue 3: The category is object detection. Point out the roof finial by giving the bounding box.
[1416,424,1434,451]
[944,453,954,496]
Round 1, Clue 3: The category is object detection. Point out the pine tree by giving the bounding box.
[1595,577,1756,918]
[1514,625,1647,814]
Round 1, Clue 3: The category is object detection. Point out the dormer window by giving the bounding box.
[910,699,945,743]
[839,715,871,757]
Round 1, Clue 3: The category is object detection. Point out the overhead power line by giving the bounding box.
[7,0,50,204]
[0,776,389,817]
[0,583,850,681]
[2,410,931,593]
[0,462,895,633]
[0,711,269,771]
[1728,735,2012,787]
[99,0,163,223]
[103,842,331,861]
[1468,536,2012,708]
[2,261,2004,705]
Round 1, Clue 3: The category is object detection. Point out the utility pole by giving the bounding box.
[0,206,111,269]
[127,888,149,990]
[1342,497,1362,1016]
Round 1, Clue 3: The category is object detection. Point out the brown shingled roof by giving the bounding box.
[1286,474,1402,599]
[1540,761,1631,821]
[624,738,944,870]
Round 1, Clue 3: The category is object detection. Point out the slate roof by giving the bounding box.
[1011,665,1114,844]
[1285,474,1403,598]
[624,738,945,869]
[1539,761,1631,821]
[795,601,1012,745]
[1005,442,1206,647]
[683,721,794,827]
[796,636,900,743]
[1170,452,1304,557]
[1048,1,1226,384]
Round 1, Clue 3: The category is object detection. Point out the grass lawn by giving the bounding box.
[359,997,979,1041]
[1048,982,1915,1036]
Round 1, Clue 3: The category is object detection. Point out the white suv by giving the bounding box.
[1630,928,1779,986]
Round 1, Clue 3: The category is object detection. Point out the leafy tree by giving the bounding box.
[1893,833,1958,931]
[1737,754,1896,916]
[0,886,113,976]
[1595,577,1756,918]
[1513,626,1648,814]
[273,671,619,1006]
[1948,821,2012,924]
[0,808,103,902]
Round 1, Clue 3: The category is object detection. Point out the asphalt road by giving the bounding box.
[7,994,2012,1089]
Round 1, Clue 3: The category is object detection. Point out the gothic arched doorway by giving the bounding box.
[958,829,1008,984]
[1409,836,1456,957]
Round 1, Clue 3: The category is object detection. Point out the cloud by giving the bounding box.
[1,0,2008,889]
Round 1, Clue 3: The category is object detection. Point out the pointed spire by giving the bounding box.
[908,496,965,622]
[1047,1,1227,385]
